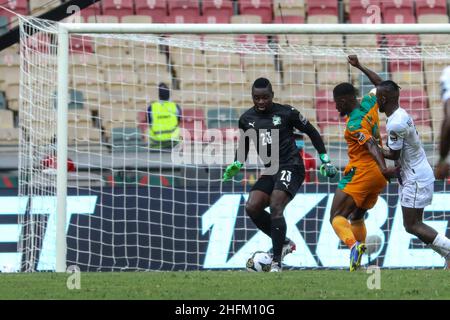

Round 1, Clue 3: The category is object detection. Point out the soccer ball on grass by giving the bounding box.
[246,251,272,272]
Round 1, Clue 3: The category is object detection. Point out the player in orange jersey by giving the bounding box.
[329,55,399,271]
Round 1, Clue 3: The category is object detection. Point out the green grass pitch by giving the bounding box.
[0,270,448,300]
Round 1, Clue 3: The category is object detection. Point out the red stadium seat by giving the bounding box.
[315,89,342,123]
[383,11,416,23]
[273,16,304,24]
[382,0,416,23]
[202,0,233,24]
[79,3,103,19]
[70,36,94,53]
[165,15,202,23]
[168,0,201,23]
[102,0,134,17]
[416,0,447,16]
[348,0,381,24]
[307,0,338,17]
[135,0,168,23]
[0,0,28,20]
[239,0,273,24]
[180,108,206,142]
[399,89,431,126]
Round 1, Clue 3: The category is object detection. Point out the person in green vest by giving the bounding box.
[147,82,182,148]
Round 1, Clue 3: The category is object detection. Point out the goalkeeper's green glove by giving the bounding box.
[319,154,337,178]
[223,161,243,182]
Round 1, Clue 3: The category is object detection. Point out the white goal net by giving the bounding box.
[17,16,450,271]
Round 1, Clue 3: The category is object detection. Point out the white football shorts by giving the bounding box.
[399,181,434,209]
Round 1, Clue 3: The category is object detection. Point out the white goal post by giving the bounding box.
[18,17,450,272]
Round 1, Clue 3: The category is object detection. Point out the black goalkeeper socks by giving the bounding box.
[250,210,272,237]
[271,217,287,263]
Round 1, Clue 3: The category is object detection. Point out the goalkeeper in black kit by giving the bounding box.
[222,78,337,272]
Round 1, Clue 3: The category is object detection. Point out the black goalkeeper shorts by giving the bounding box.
[250,165,305,199]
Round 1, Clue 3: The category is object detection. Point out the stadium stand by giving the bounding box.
[0,0,28,22]
[79,2,103,19]
[0,0,447,154]
[168,0,201,23]
[180,108,206,141]
[281,55,315,85]
[238,0,273,23]
[102,0,134,17]
[382,0,416,23]
[0,109,14,128]
[273,0,305,17]
[110,127,144,151]
[87,15,119,23]
[201,0,234,23]
[121,15,152,23]
[70,36,94,53]
[415,0,447,16]
[307,0,338,16]
[273,15,304,23]
[348,0,380,24]
[134,0,168,22]
[30,0,60,16]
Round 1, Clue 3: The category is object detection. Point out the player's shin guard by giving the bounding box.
[271,217,287,263]
[249,210,272,237]
[350,219,367,243]
[331,216,357,249]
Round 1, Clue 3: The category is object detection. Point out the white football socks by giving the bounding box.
[431,234,450,259]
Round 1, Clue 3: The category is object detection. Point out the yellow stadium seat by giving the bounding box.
[243,54,276,71]
[30,0,59,15]
[68,126,102,144]
[121,15,153,23]
[346,34,378,48]
[231,15,262,24]
[311,34,343,47]
[171,48,207,68]
[0,128,19,145]
[273,0,305,17]
[277,34,311,46]
[420,34,450,46]
[205,51,242,69]
[87,16,119,23]
[0,110,14,128]
[307,15,338,24]
[417,14,449,24]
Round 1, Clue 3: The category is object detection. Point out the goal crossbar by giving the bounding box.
[60,23,450,34]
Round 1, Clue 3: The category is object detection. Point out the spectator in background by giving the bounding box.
[294,129,317,183]
[147,82,182,148]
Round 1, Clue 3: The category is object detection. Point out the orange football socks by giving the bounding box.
[350,219,367,243]
[331,216,357,249]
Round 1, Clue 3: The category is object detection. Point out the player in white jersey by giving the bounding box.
[436,66,450,179]
[353,56,450,268]
[377,81,450,267]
